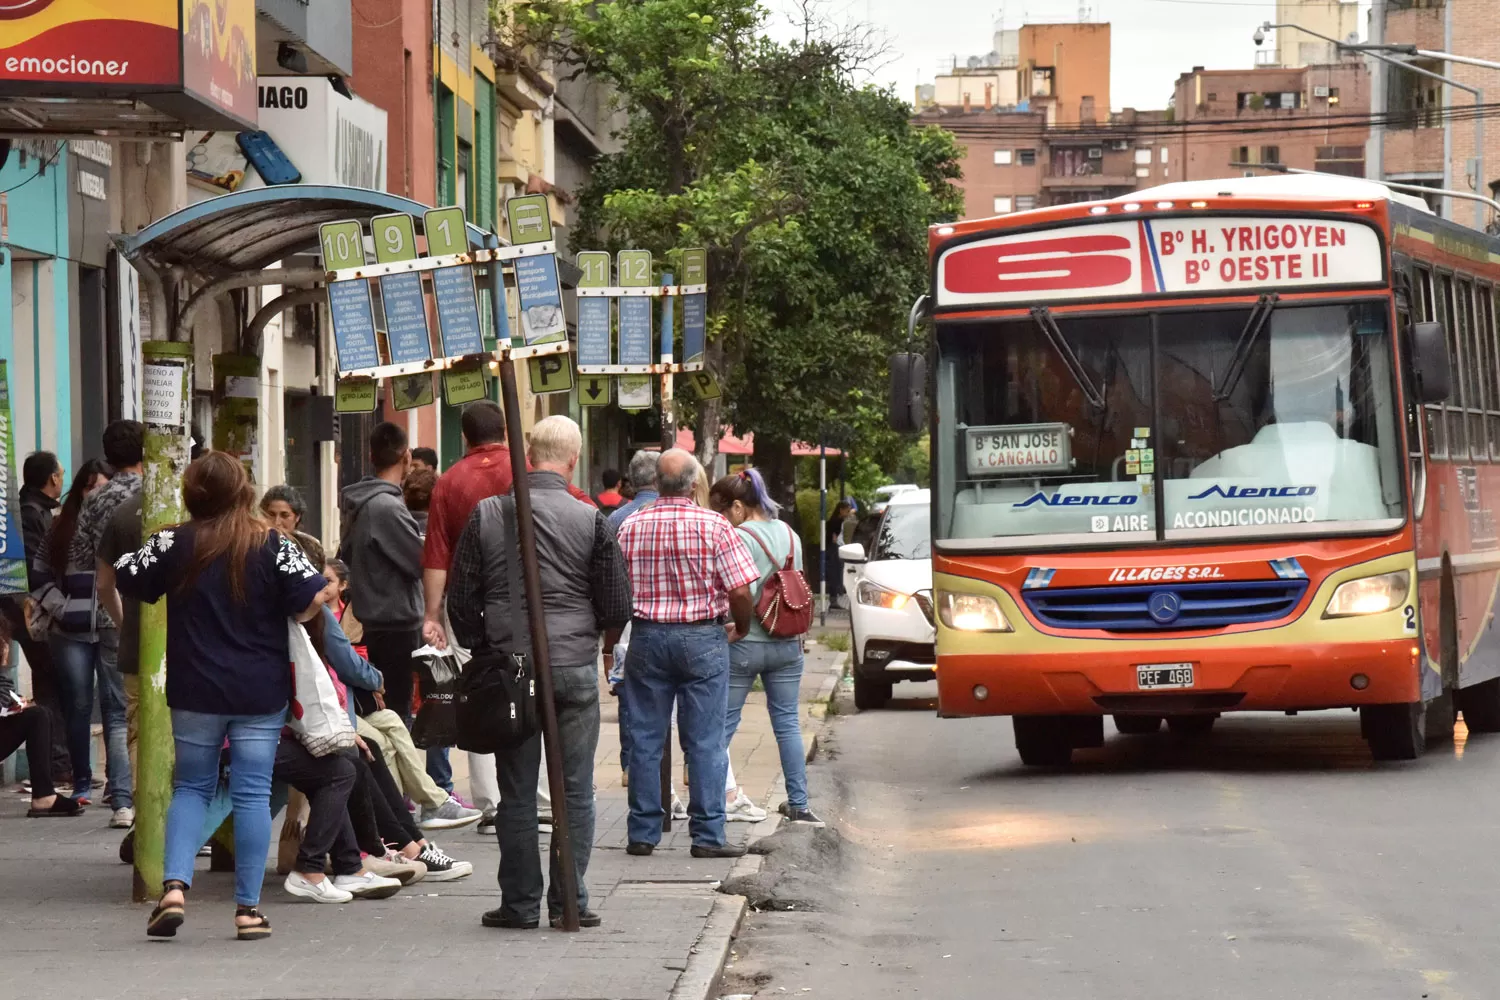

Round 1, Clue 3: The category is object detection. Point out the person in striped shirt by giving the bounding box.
[614,449,758,858]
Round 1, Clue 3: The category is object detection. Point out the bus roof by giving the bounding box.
[1125,174,1434,215]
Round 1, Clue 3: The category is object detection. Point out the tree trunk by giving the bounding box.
[752,432,797,513]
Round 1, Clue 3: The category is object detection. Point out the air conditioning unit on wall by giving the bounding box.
[1313,85,1330,98]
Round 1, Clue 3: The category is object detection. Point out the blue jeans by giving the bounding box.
[426,745,453,794]
[493,663,599,922]
[727,639,808,810]
[623,621,729,847]
[164,708,284,906]
[49,632,132,809]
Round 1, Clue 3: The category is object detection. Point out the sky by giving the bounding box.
[766,0,1374,112]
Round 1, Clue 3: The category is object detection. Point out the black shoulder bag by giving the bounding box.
[455,497,540,754]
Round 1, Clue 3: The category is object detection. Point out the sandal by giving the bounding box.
[146,881,188,938]
[235,905,272,941]
[27,797,84,817]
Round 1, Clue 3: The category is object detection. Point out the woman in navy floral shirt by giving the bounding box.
[114,452,329,941]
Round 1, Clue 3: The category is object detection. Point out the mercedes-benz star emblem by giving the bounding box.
[1147,590,1182,625]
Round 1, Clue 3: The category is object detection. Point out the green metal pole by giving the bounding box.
[133,341,192,902]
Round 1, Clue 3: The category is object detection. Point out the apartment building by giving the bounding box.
[1271,0,1362,69]
[1369,0,1499,229]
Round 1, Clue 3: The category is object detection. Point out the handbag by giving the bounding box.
[455,497,539,754]
[740,522,814,638]
[411,647,462,750]
[286,620,358,756]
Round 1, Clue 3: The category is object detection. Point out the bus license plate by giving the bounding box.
[1136,663,1194,690]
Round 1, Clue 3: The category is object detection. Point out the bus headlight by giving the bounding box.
[938,592,1012,632]
[857,580,909,610]
[1324,571,1410,618]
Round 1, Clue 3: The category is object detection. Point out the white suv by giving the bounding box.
[839,489,934,710]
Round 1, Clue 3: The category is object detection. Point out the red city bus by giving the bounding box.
[893,174,1491,763]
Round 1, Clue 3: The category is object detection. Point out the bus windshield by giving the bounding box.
[933,300,1406,550]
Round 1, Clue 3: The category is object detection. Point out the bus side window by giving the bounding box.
[1458,275,1487,461]
[1438,270,1464,460]
[1413,264,1446,460]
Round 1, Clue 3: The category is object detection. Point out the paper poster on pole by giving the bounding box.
[514,253,567,346]
[391,373,435,410]
[579,375,611,407]
[576,251,612,367]
[528,353,574,394]
[0,362,27,594]
[617,374,653,410]
[335,378,379,413]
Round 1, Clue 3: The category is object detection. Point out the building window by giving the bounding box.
[1136,167,1150,178]
[1134,148,1152,165]
[1327,87,1341,106]
[1018,148,1036,166]
[474,75,497,231]
[1277,91,1300,110]
[993,149,1013,165]
[1261,146,1280,165]
[1159,147,1169,164]
[436,83,456,206]
[1015,195,1036,212]
[993,196,1013,214]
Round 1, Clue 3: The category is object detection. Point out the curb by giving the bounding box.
[672,648,847,1000]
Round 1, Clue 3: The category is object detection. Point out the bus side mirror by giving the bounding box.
[889,353,926,434]
[1411,321,1452,404]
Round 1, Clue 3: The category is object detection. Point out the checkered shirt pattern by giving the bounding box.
[616,496,760,622]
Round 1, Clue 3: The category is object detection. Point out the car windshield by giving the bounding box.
[875,503,932,560]
[933,300,1404,550]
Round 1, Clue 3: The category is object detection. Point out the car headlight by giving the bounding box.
[857,580,909,609]
[1324,570,1410,618]
[937,592,1012,632]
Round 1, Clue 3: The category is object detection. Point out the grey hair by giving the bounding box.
[658,450,701,498]
[260,483,306,520]
[626,450,660,490]
[529,414,583,466]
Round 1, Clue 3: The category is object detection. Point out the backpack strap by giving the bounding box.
[738,524,779,580]
[781,522,796,570]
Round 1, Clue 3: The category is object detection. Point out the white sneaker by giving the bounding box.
[333,870,404,900]
[670,794,689,822]
[284,871,353,903]
[725,790,768,823]
[109,807,135,829]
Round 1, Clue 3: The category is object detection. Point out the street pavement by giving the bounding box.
[0,644,843,1000]
[722,679,1500,1000]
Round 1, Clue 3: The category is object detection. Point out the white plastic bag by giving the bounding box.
[286,620,356,757]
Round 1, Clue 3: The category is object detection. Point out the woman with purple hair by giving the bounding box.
[708,468,822,827]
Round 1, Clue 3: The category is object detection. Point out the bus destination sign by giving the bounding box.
[937,216,1385,308]
[966,423,1072,476]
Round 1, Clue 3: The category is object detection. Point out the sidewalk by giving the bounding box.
[0,642,845,1000]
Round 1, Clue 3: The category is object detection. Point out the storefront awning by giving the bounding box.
[116,184,494,277]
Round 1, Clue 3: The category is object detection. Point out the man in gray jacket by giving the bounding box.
[339,421,425,726]
[448,415,632,930]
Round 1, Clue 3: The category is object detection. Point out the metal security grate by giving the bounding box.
[1023,579,1308,631]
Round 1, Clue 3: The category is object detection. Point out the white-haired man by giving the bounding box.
[447,415,632,930]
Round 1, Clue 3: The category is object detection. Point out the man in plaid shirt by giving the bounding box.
[615,449,757,858]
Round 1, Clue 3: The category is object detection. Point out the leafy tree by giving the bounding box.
[498,0,962,493]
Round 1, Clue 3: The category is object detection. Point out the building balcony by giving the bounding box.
[1042,173,1136,188]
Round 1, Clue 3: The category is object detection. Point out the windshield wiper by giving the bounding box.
[1031,305,1106,409]
[1213,292,1280,401]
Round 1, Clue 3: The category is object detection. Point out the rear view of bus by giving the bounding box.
[897,174,1470,764]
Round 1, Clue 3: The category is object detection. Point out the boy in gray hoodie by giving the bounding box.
[339,422,425,725]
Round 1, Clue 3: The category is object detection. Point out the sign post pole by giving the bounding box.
[134,341,193,901]
[488,238,581,932]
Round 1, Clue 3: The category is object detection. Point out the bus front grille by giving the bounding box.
[1022,580,1309,632]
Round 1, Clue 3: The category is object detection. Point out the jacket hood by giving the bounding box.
[340,476,402,517]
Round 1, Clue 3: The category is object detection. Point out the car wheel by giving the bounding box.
[1013,716,1073,766]
[1166,714,1217,736]
[1362,701,1427,761]
[1113,714,1162,735]
[853,673,892,710]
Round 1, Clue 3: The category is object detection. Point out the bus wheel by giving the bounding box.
[1167,714,1218,736]
[1013,716,1073,766]
[1361,702,1427,761]
[853,674,892,711]
[1457,679,1500,732]
[1113,714,1162,735]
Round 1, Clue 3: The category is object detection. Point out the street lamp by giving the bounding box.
[1257,21,1489,229]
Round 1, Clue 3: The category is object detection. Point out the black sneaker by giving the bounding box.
[482,908,538,929]
[477,813,496,836]
[690,842,748,859]
[786,806,825,827]
[550,908,602,928]
[625,842,654,857]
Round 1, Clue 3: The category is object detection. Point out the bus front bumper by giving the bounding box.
[936,639,1422,717]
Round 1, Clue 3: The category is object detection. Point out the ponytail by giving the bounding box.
[709,466,780,518]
